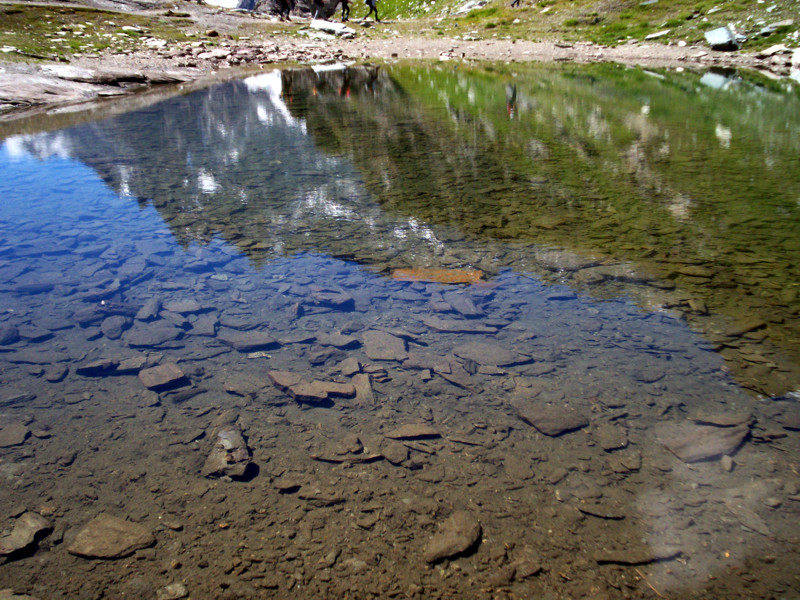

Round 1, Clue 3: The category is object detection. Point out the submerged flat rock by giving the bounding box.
[138,363,186,390]
[423,511,482,563]
[422,316,497,334]
[385,424,441,440]
[657,422,749,462]
[452,342,524,367]
[217,329,279,352]
[67,514,154,559]
[517,404,589,436]
[0,512,50,556]
[0,422,30,448]
[362,330,408,361]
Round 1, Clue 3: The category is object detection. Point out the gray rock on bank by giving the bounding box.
[705,26,739,51]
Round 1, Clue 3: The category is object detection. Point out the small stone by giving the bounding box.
[101,315,130,340]
[202,417,252,479]
[67,514,154,559]
[135,297,161,321]
[593,422,628,451]
[721,455,735,472]
[340,357,361,376]
[0,323,19,345]
[705,26,739,51]
[44,364,69,382]
[423,511,482,563]
[138,363,186,390]
[157,582,187,600]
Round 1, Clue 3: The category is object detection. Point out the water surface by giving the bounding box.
[0,63,799,599]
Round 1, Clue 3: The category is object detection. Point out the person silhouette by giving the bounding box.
[364,0,379,22]
[341,0,350,21]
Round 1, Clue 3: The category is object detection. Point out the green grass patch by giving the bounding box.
[0,4,193,61]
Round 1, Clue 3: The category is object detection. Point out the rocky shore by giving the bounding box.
[1,15,798,122]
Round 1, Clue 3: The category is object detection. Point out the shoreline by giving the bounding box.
[1,18,797,126]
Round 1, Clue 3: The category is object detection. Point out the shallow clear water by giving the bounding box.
[0,63,799,599]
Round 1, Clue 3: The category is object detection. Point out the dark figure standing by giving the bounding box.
[364,0,379,22]
[277,0,294,20]
[341,0,350,21]
[510,0,520,6]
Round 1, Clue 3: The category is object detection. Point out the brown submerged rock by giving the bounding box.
[423,511,482,563]
[138,363,186,390]
[517,404,589,436]
[201,415,252,479]
[0,422,30,448]
[67,514,154,559]
[0,512,50,556]
[385,424,440,440]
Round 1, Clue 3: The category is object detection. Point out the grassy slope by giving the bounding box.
[377,0,799,50]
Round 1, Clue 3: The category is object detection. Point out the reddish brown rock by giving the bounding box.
[267,370,304,392]
[138,363,186,390]
[353,373,375,406]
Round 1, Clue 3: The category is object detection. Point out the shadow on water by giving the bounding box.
[1,63,800,599]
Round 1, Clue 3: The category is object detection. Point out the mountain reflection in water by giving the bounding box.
[6,63,800,396]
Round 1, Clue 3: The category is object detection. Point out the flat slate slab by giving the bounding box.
[138,363,186,390]
[517,404,589,436]
[657,422,749,462]
[421,316,497,334]
[0,422,30,448]
[217,329,279,352]
[385,424,441,440]
[362,330,408,361]
[452,342,524,366]
[67,514,154,559]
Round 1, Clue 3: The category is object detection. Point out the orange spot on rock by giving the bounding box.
[392,268,484,285]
